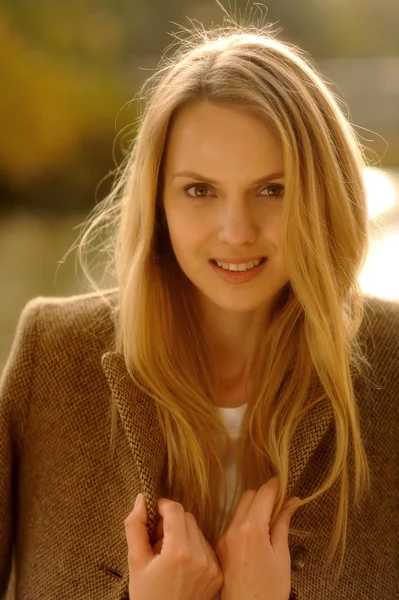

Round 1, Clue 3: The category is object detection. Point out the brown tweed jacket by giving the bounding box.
[0,291,398,600]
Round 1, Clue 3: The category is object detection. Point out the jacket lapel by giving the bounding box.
[287,379,334,496]
[101,351,167,600]
[101,349,334,503]
[101,349,335,598]
[101,351,166,540]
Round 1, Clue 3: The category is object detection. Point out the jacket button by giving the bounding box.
[290,544,308,571]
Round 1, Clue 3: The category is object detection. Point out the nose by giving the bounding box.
[217,201,257,245]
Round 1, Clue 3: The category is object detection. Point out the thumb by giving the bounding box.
[124,493,154,568]
[270,497,301,551]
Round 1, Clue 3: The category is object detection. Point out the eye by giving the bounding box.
[259,184,285,198]
[183,183,214,200]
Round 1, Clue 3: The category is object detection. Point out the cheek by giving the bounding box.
[167,225,198,272]
[167,211,209,257]
[261,212,284,246]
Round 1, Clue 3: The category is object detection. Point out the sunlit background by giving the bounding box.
[1,0,399,368]
[360,169,399,300]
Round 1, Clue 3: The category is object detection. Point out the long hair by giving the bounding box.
[77,18,371,574]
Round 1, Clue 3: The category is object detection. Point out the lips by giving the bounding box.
[211,257,267,265]
[210,256,267,283]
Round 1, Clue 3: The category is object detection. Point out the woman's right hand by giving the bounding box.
[125,493,223,600]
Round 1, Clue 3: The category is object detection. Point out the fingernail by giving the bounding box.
[134,493,143,509]
[285,497,301,509]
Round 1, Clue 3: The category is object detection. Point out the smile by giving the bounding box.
[213,258,266,272]
[210,258,267,284]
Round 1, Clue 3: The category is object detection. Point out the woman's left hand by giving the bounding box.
[215,476,301,600]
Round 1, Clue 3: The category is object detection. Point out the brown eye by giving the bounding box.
[260,184,285,198]
[184,184,212,198]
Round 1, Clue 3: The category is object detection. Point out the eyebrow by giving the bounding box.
[171,170,285,185]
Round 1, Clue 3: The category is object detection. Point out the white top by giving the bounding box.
[217,403,248,533]
[213,403,248,600]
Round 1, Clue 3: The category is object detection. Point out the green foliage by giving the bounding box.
[0,4,135,211]
[0,0,398,213]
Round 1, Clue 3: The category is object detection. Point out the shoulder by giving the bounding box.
[362,294,399,335]
[360,295,399,366]
[357,294,399,415]
[27,287,118,327]
[10,288,119,396]
[0,290,117,445]
[3,289,118,390]
[22,288,118,354]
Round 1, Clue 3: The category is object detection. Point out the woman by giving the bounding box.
[1,18,398,600]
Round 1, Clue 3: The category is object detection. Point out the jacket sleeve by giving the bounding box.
[0,298,43,595]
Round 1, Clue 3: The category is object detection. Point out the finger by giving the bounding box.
[152,536,164,554]
[185,512,204,555]
[157,498,188,554]
[225,489,257,531]
[124,493,154,568]
[245,476,280,530]
[203,535,220,567]
[270,497,302,552]
[154,516,164,542]
[152,517,164,554]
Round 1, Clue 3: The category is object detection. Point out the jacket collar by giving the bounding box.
[101,350,334,599]
[101,350,334,518]
[287,379,334,495]
[101,351,166,538]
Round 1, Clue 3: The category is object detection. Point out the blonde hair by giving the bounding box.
[77,18,371,576]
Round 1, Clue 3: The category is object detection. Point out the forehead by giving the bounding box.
[163,102,284,179]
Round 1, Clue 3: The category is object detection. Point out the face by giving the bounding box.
[162,102,289,316]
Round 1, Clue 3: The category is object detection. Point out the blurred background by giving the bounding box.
[1,0,399,368]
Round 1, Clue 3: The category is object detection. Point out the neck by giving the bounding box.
[200,303,270,398]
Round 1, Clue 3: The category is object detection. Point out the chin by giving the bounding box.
[209,293,273,314]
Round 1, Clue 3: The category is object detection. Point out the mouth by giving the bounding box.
[210,257,267,272]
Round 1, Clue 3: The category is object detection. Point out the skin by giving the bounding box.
[162,102,290,406]
[145,478,300,600]
[124,102,300,599]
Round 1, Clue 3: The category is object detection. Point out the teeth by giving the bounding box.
[215,258,263,271]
